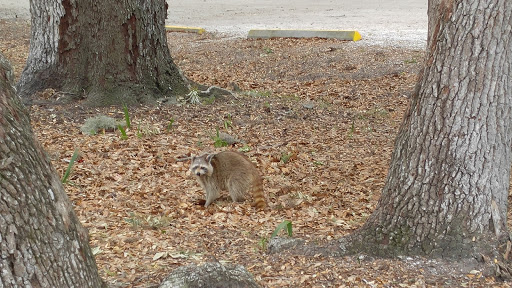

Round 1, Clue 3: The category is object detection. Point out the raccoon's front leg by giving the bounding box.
[204,181,220,207]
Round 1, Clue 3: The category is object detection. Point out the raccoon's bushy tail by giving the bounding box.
[251,176,266,209]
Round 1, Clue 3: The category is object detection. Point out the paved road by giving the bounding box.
[0,0,427,49]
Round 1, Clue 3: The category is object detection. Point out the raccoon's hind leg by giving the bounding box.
[227,175,249,203]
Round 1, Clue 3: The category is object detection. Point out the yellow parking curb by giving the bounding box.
[165,26,205,34]
[248,29,362,41]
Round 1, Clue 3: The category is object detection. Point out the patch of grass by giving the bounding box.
[239,144,251,153]
[280,93,300,101]
[145,215,173,230]
[261,47,273,55]
[136,123,160,138]
[125,212,143,229]
[292,191,312,201]
[358,107,390,120]
[212,128,229,148]
[280,152,294,163]
[257,237,268,251]
[166,117,175,132]
[80,115,123,135]
[223,113,232,130]
[202,96,216,105]
[348,120,356,138]
[246,90,272,98]
[125,212,173,230]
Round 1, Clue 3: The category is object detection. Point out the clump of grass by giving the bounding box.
[118,124,128,140]
[246,90,272,98]
[257,237,268,251]
[125,212,173,230]
[262,47,273,55]
[80,115,123,135]
[223,113,232,130]
[239,144,251,153]
[280,152,294,163]
[167,118,175,132]
[212,128,229,148]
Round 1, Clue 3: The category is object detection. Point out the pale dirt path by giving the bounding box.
[0,0,427,48]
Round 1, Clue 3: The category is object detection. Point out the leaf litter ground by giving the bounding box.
[1,19,511,287]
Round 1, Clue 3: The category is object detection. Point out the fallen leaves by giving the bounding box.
[1,18,509,287]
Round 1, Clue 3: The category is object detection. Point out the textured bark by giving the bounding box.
[17,0,188,106]
[159,262,260,288]
[339,0,512,258]
[426,0,442,49]
[0,54,104,287]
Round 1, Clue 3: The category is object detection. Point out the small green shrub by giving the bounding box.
[80,115,123,135]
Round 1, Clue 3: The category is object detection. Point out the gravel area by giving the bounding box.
[1,0,428,49]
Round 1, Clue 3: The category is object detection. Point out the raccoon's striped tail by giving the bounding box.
[251,175,266,209]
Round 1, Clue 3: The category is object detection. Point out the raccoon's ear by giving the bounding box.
[206,154,215,163]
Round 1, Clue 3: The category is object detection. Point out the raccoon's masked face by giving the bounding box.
[190,154,214,177]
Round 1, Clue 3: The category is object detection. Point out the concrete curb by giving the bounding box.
[165,25,205,34]
[247,29,362,41]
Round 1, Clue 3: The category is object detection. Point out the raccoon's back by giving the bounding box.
[212,151,266,209]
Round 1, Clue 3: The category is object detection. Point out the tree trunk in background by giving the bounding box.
[0,53,104,287]
[426,0,441,49]
[339,0,512,258]
[17,0,188,106]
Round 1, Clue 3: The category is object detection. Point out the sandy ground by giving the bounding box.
[0,0,427,48]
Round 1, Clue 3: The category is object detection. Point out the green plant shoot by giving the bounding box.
[62,148,80,183]
[118,124,128,140]
[123,104,131,129]
[167,118,175,131]
[224,114,232,130]
[213,128,228,148]
[271,220,293,239]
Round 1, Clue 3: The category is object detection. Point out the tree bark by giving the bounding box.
[17,0,188,106]
[159,262,260,288]
[0,53,104,287]
[338,0,512,258]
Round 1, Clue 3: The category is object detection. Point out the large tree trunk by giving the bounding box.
[17,0,188,106]
[338,0,512,258]
[0,54,104,287]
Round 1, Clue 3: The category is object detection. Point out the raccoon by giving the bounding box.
[189,151,266,209]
